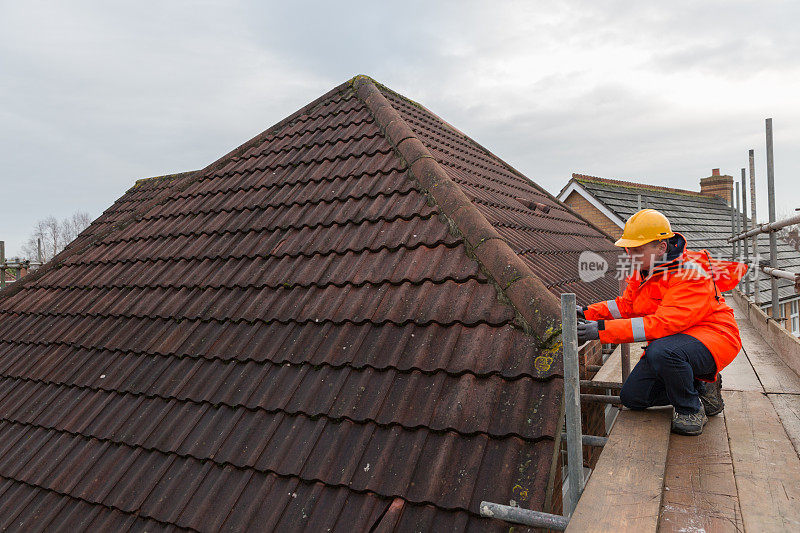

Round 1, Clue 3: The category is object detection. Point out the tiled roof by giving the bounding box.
[571,174,716,199]
[568,174,800,303]
[65,171,199,255]
[0,76,619,531]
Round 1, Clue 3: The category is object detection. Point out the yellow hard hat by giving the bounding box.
[614,208,675,247]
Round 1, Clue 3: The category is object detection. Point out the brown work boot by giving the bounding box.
[671,408,708,436]
[699,373,724,416]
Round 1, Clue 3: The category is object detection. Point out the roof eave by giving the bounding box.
[557,179,626,229]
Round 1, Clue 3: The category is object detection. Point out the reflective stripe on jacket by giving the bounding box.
[584,233,746,376]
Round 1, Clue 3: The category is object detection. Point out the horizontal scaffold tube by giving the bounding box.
[561,433,609,447]
[580,393,621,404]
[580,379,622,390]
[479,501,569,530]
[728,212,800,242]
[761,265,798,281]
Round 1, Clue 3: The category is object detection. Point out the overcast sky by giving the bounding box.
[2,1,799,257]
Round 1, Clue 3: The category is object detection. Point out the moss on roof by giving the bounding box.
[129,171,198,191]
[574,174,718,200]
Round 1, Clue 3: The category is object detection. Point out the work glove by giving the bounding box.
[576,304,586,321]
[577,320,601,344]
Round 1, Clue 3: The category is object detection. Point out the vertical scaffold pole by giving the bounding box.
[735,182,741,261]
[729,197,737,260]
[766,118,780,320]
[619,278,630,382]
[749,149,760,305]
[741,168,751,296]
[561,293,583,515]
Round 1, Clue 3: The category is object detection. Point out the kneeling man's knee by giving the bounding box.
[619,382,646,410]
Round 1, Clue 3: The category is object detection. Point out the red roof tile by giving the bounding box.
[0,76,618,531]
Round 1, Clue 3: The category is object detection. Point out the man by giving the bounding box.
[577,209,746,435]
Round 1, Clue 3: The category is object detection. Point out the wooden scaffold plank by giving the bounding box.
[724,390,800,532]
[659,413,742,532]
[566,408,671,533]
[768,393,800,459]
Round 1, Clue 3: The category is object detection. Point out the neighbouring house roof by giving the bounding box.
[560,173,800,303]
[0,76,620,531]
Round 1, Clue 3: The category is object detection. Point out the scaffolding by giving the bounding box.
[481,116,799,530]
[727,119,800,321]
[480,293,625,530]
[0,240,43,289]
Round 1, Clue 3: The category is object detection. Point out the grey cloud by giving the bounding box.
[650,37,800,77]
[1,1,799,256]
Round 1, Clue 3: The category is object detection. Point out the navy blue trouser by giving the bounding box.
[619,333,717,415]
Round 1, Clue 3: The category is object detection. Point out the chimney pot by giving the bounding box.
[712,168,720,176]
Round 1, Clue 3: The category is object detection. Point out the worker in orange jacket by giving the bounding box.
[577,209,747,435]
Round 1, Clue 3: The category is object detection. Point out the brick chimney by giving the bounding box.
[700,168,734,205]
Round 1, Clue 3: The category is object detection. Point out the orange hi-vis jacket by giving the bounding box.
[584,233,747,377]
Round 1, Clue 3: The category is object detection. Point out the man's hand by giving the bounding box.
[576,304,586,321]
[577,320,600,344]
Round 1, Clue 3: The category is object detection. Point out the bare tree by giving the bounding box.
[20,211,92,262]
[775,207,800,252]
[62,211,93,244]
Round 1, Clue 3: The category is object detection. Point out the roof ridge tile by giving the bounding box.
[573,173,720,199]
[351,76,562,347]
